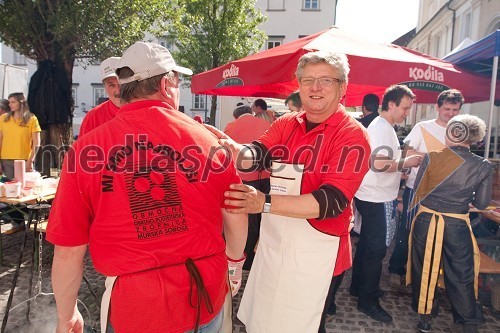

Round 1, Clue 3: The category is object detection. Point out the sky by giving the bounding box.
[336,0,420,43]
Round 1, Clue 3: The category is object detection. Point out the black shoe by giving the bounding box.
[357,304,393,322]
[350,289,385,298]
[417,315,431,332]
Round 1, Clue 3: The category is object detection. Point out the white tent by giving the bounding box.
[0,63,29,99]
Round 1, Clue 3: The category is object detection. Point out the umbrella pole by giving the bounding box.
[494,104,499,158]
[485,55,498,159]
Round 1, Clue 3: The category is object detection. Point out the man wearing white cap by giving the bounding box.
[79,56,121,136]
[47,42,247,333]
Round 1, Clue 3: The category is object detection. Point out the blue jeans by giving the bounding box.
[185,308,224,333]
[107,307,224,333]
[389,187,418,275]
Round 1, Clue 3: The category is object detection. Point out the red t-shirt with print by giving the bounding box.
[258,106,371,275]
[47,100,240,332]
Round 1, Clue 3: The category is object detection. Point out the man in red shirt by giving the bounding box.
[47,42,247,333]
[79,57,121,137]
[208,51,371,333]
[224,105,270,270]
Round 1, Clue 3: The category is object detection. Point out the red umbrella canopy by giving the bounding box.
[191,26,496,106]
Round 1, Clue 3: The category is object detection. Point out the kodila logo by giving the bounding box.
[222,64,239,79]
[409,66,444,82]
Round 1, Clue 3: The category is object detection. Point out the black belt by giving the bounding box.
[185,258,214,332]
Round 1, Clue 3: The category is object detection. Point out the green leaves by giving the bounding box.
[156,0,266,124]
[160,0,266,77]
[0,0,171,64]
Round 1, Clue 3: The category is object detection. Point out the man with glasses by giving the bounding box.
[207,51,371,332]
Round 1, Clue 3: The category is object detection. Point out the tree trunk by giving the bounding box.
[37,123,73,176]
[32,54,75,177]
[210,95,218,126]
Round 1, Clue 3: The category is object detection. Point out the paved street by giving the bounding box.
[1,228,500,332]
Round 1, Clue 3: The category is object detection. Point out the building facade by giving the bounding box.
[217,0,337,128]
[1,0,337,133]
[406,0,500,124]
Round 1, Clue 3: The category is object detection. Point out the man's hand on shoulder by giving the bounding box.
[224,183,266,214]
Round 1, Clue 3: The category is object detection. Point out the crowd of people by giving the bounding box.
[0,40,493,333]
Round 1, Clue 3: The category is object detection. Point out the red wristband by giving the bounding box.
[227,253,246,263]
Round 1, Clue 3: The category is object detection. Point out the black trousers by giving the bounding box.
[410,212,484,325]
[242,178,270,271]
[350,198,388,308]
[318,271,345,333]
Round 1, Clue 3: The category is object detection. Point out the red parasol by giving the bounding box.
[191,26,496,106]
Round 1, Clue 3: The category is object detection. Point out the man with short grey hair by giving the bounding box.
[388,89,464,288]
[207,50,371,333]
[409,114,492,333]
[48,42,247,333]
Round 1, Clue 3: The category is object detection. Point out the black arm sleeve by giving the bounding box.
[244,141,271,171]
[473,172,493,210]
[311,185,349,220]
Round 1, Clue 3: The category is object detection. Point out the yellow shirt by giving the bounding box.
[0,113,41,160]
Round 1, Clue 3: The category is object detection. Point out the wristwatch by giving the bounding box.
[263,194,271,213]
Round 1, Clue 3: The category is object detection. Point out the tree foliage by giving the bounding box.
[0,0,171,75]
[160,0,267,125]
[0,0,171,174]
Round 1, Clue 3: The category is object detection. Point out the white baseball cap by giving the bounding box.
[116,42,193,84]
[100,57,121,81]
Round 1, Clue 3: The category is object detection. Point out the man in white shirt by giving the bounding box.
[388,89,464,283]
[350,84,422,322]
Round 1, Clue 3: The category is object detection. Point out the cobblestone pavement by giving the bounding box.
[1,229,500,332]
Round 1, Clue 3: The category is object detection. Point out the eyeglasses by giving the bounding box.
[299,77,344,86]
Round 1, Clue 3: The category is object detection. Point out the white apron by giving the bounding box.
[237,161,341,332]
[100,275,117,333]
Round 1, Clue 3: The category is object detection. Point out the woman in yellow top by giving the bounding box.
[0,92,41,234]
